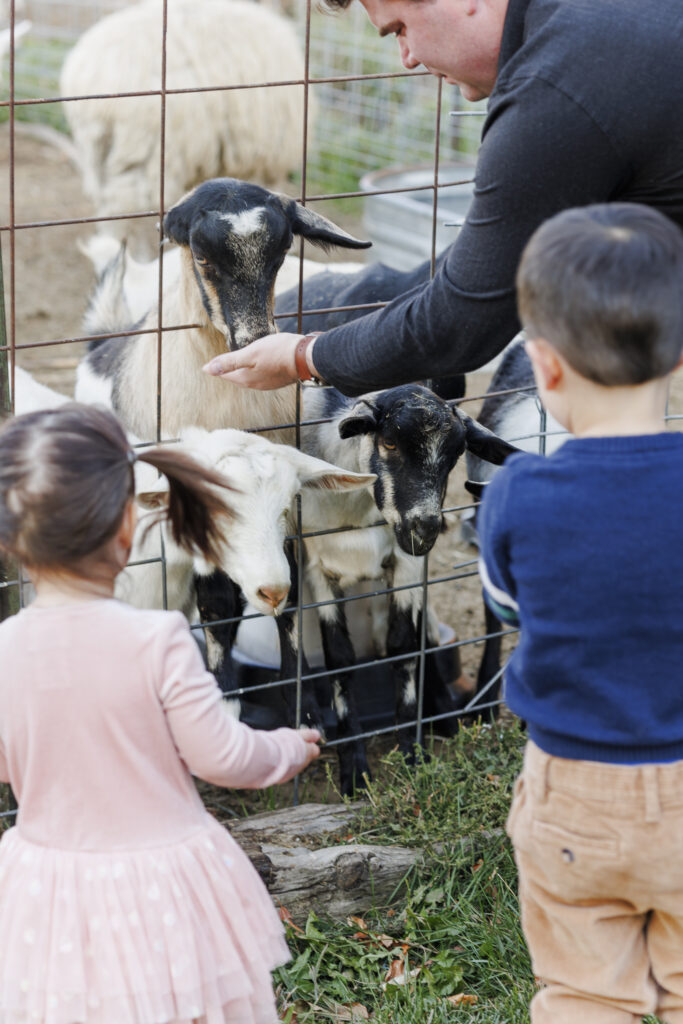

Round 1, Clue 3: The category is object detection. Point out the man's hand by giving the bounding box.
[202,332,306,390]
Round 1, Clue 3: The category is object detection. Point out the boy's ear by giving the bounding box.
[525,338,563,391]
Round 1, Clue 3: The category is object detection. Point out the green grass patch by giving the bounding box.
[276,722,534,1021]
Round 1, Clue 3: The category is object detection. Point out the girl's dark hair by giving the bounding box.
[0,403,236,572]
[517,203,683,385]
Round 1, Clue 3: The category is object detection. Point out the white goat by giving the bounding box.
[80,234,365,326]
[128,425,374,722]
[75,177,370,442]
[60,0,311,252]
[10,366,69,415]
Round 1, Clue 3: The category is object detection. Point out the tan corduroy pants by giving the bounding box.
[507,741,683,1024]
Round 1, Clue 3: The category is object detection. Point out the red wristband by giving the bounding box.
[294,332,322,383]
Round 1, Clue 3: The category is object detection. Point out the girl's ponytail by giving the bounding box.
[0,403,237,573]
[135,446,237,566]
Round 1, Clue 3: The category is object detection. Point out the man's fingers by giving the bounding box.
[203,355,238,375]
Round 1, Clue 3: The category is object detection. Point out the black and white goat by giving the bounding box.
[75,177,370,441]
[465,336,568,710]
[292,383,518,792]
[129,425,374,730]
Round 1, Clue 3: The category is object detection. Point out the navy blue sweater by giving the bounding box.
[314,0,683,395]
[478,433,683,763]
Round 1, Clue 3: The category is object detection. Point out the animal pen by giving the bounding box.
[2,0,682,821]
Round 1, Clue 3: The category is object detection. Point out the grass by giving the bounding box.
[275,722,536,1022]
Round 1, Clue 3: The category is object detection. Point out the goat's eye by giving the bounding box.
[380,440,397,451]
[193,253,208,266]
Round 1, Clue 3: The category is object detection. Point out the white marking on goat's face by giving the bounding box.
[219,207,266,237]
[194,267,229,336]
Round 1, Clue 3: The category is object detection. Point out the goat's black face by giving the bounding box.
[339,386,466,557]
[338,386,520,557]
[164,178,370,351]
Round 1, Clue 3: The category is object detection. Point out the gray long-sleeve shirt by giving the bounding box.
[313,0,683,396]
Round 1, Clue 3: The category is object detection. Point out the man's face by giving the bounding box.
[358,0,506,102]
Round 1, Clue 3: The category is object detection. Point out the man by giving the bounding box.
[203,0,683,396]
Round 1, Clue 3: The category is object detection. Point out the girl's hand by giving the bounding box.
[299,727,322,769]
[279,727,322,782]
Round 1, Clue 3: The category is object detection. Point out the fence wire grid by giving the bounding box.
[1,0,681,816]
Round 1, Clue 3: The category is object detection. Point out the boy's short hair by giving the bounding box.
[516,203,683,385]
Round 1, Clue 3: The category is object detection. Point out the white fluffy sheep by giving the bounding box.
[60,0,310,251]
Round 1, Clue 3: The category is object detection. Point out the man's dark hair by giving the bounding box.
[517,203,683,385]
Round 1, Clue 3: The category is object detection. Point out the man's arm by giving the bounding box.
[312,77,625,395]
[203,78,624,395]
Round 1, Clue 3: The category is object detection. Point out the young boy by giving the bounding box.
[477,202,683,1024]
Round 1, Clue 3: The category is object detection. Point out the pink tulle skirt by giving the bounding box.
[0,819,290,1024]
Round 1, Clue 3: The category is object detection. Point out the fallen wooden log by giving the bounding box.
[225,802,418,923]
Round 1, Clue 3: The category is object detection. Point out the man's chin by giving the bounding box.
[457,82,491,102]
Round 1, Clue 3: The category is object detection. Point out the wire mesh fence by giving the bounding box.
[2,0,682,821]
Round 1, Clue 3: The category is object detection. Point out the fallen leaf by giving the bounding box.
[334,1002,370,1020]
[446,993,479,1007]
[278,907,304,935]
[347,915,368,930]
[382,959,422,988]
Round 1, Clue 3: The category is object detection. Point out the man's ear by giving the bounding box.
[525,338,563,391]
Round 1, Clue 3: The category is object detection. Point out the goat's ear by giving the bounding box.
[163,190,197,245]
[282,446,376,492]
[302,468,377,493]
[457,410,520,465]
[464,479,487,500]
[280,196,371,251]
[337,400,380,439]
[135,488,169,511]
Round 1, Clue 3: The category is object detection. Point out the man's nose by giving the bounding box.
[398,35,419,69]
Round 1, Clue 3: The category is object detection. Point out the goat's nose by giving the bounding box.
[411,514,441,541]
[256,585,289,610]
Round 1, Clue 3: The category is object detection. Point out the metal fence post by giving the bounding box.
[0,244,19,625]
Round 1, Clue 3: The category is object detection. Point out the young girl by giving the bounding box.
[0,403,321,1024]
